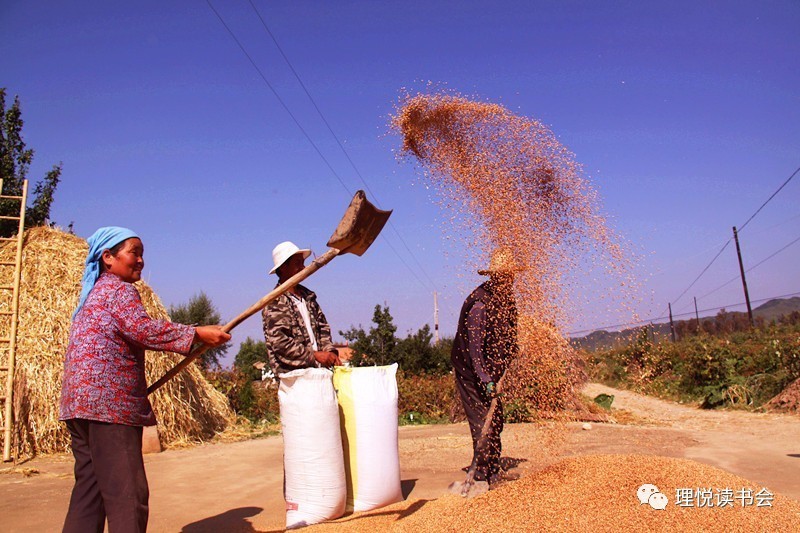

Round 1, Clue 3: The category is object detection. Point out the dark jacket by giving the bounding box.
[451,280,518,383]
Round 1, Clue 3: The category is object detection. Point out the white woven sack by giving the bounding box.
[279,367,346,529]
[334,363,402,512]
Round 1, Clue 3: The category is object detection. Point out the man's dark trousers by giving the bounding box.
[455,373,503,480]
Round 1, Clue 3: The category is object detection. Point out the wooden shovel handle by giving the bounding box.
[147,248,340,394]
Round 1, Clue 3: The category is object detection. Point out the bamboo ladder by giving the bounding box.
[0,179,28,463]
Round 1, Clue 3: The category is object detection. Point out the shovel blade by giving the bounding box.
[327,190,392,256]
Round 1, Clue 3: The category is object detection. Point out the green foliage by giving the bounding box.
[585,319,800,409]
[233,337,268,381]
[205,368,280,423]
[593,394,615,410]
[0,88,63,236]
[396,370,455,424]
[340,304,398,366]
[168,292,230,370]
[396,327,452,375]
[340,303,451,374]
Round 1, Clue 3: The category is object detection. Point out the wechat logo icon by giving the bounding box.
[637,484,668,510]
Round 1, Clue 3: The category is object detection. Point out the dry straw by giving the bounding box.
[0,227,232,458]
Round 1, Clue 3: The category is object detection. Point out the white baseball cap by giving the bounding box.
[269,241,312,275]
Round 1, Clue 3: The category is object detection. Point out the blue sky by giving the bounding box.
[3,1,798,363]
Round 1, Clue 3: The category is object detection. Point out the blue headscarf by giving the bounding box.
[73,226,139,318]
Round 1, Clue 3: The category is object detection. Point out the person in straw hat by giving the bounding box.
[262,241,340,378]
[451,247,521,487]
[59,227,230,533]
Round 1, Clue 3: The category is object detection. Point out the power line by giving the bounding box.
[668,163,798,308]
[205,0,353,197]
[568,290,800,337]
[654,212,800,284]
[738,165,800,233]
[669,238,732,307]
[209,0,435,294]
[746,233,800,273]
[697,232,800,301]
[246,0,440,293]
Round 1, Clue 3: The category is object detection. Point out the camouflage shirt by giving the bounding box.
[261,283,336,377]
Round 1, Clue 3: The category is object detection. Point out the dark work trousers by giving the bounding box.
[63,419,149,533]
[455,373,503,479]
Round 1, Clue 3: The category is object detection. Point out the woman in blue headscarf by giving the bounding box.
[59,227,230,533]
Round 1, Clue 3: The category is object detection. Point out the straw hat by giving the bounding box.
[478,248,525,275]
[269,241,312,275]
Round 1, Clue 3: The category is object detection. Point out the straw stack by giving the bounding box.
[2,227,232,457]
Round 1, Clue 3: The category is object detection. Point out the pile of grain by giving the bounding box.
[316,454,800,531]
[0,227,232,458]
[766,377,800,414]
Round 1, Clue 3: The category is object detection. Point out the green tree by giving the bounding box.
[0,88,63,236]
[395,324,434,372]
[340,304,451,374]
[169,292,230,371]
[340,304,398,366]
[234,337,268,381]
[430,336,454,374]
[395,326,452,374]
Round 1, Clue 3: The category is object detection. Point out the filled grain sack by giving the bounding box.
[333,364,402,512]
[279,368,346,529]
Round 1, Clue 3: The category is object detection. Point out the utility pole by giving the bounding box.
[732,226,755,327]
[433,291,440,343]
[694,297,700,331]
[668,302,676,342]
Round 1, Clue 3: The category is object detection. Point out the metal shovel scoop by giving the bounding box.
[148,190,392,394]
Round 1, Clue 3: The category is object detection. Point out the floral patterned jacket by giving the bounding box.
[59,272,195,426]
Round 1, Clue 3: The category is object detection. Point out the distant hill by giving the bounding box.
[752,296,800,321]
[570,296,800,352]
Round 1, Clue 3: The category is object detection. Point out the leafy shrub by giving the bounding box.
[397,370,456,424]
[584,321,800,409]
[206,369,279,423]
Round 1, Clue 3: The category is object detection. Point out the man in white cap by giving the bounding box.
[262,241,340,378]
[451,248,520,486]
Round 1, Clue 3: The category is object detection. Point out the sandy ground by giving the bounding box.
[1,383,799,532]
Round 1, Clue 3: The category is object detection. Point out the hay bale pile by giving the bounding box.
[2,227,232,457]
[316,455,800,531]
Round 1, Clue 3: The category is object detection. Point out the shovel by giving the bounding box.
[448,372,508,498]
[147,190,392,394]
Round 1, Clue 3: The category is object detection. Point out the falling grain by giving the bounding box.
[391,89,637,417]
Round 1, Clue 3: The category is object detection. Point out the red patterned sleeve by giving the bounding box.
[109,283,196,354]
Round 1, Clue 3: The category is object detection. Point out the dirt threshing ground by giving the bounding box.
[1,383,799,532]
